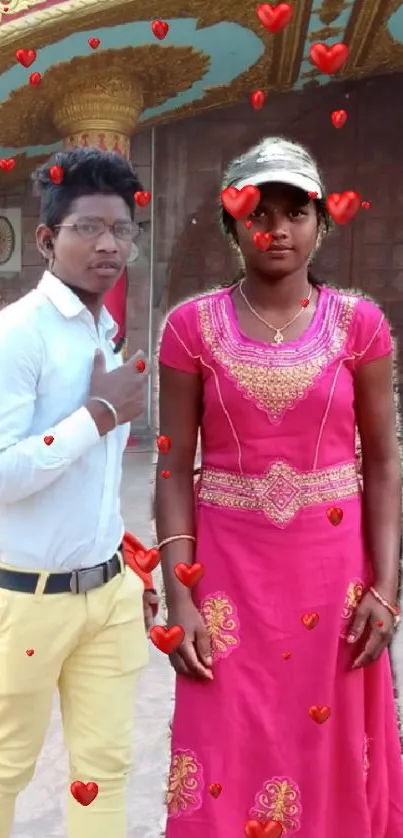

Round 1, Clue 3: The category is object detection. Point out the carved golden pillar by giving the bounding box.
[53,76,144,366]
[53,76,144,161]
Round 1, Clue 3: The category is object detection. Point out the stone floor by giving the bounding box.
[11,450,175,838]
[10,451,403,837]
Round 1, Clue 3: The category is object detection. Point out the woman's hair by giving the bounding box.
[32,146,143,228]
[219,136,331,287]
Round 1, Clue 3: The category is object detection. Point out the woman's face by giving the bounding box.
[234,182,319,279]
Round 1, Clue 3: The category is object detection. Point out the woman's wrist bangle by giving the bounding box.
[158,535,196,550]
[89,397,118,429]
[369,586,401,627]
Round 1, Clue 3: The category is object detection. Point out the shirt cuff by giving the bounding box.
[54,406,101,459]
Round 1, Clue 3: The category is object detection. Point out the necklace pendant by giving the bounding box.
[273,330,284,345]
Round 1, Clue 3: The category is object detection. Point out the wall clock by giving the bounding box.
[0,215,15,265]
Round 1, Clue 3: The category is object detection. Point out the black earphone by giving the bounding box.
[45,239,53,251]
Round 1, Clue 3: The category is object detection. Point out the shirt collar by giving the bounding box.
[37,270,118,339]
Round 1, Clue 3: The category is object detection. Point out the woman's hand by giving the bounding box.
[348,591,395,668]
[167,601,213,681]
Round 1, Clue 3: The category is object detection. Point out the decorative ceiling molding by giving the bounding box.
[343,0,403,77]
[0,46,209,146]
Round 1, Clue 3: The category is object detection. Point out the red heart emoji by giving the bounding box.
[309,42,349,75]
[244,220,252,230]
[29,72,41,86]
[308,191,318,199]
[250,89,265,110]
[136,359,145,373]
[301,612,319,629]
[174,562,205,588]
[135,548,161,574]
[244,819,283,838]
[26,649,34,656]
[0,158,15,172]
[70,780,99,806]
[309,705,331,724]
[209,782,222,798]
[15,48,37,68]
[326,191,360,225]
[256,3,293,34]
[253,232,273,252]
[49,165,64,185]
[44,435,54,446]
[157,434,171,454]
[376,620,384,628]
[150,624,185,655]
[161,469,171,479]
[361,200,371,210]
[221,185,261,220]
[134,191,151,207]
[331,109,347,129]
[88,37,100,49]
[151,19,169,40]
[300,298,309,308]
[282,651,291,659]
[326,506,343,525]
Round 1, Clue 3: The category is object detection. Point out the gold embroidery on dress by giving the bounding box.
[363,734,371,783]
[199,461,359,528]
[201,592,240,660]
[340,579,365,638]
[250,776,302,832]
[198,291,358,422]
[166,749,204,818]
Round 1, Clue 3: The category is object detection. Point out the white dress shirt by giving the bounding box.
[0,271,130,571]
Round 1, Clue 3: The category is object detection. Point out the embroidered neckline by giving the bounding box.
[227,283,326,350]
[197,289,358,422]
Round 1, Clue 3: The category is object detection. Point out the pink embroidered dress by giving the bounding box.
[159,284,403,838]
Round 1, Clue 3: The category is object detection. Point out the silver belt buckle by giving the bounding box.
[70,566,104,594]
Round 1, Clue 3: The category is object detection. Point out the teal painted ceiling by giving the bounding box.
[0,0,402,161]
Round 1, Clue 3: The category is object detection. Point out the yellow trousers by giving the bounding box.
[0,560,149,838]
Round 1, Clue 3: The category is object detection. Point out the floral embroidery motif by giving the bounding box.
[250,776,302,833]
[197,290,358,423]
[363,734,371,782]
[201,592,240,660]
[340,579,365,638]
[166,749,204,818]
[199,462,359,528]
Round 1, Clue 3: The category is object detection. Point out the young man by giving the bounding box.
[0,147,156,838]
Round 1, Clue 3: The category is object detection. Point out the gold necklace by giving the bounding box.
[238,280,313,345]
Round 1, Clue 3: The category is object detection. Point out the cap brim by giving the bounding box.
[234,170,322,199]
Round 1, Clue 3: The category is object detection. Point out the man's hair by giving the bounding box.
[31,146,143,227]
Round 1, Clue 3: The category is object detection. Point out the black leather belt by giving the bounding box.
[0,545,123,595]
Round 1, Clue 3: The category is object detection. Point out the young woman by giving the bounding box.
[155,137,403,838]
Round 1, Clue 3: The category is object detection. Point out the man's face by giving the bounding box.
[36,194,136,296]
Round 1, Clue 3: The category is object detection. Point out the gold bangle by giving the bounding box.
[369,586,401,626]
[158,535,196,550]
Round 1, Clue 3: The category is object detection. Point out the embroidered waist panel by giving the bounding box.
[198,461,359,527]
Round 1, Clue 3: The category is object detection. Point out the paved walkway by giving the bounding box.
[11,451,174,838]
[10,451,403,836]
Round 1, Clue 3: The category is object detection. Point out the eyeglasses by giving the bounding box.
[54,217,140,242]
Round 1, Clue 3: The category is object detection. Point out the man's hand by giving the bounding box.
[87,349,148,429]
[143,590,159,634]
